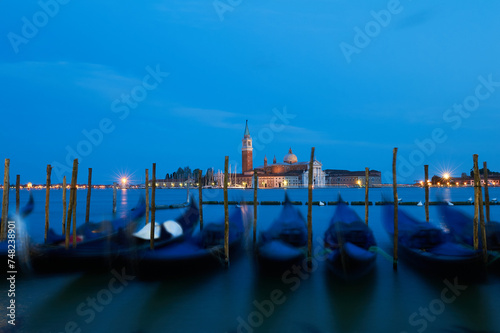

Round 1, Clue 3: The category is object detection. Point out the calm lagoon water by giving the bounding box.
[1,187,499,333]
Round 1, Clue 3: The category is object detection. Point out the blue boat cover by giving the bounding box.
[439,204,500,251]
[324,197,376,250]
[260,193,307,247]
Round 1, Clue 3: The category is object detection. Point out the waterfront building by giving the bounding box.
[325,169,382,187]
[220,121,326,188]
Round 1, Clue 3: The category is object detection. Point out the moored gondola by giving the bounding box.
[324,195,377,280]
[135,205,250,277]
[382,204,483,277]
[1,192,35,263]
[30,197,199,273]
[438,204,500,271]
[256,193,307,274]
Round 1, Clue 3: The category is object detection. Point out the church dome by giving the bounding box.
[283,148,298,164]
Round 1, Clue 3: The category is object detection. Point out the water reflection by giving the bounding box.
[324,267,377,332]
[11,188,500,332]
[415,275,494,332]
[135,275,212,332]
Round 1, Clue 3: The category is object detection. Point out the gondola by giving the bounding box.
[382,204,483,276]
[30,197,199,273]
[438,204,500,270]
[1,192,35,261]
[136,205,250,277]
[256,193,308,274]
[324,196,377,279]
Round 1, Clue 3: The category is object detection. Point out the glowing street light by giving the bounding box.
[121,177,128,185]
[443,173,450,180]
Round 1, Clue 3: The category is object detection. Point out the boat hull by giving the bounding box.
[256,240,306,275]
[383,205,484,278]
[326,242,376,280]
[132,207,249,278]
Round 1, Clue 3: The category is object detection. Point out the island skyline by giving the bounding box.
[1,1,499,185]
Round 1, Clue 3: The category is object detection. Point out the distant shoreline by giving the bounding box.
[2,184,486,190]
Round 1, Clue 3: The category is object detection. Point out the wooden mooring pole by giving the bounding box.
[424,165,429,222]
[145,169,149,225]
[473,155,480,250]
[224,156,229,267]
[151,163,156,250]
[1,159,10,241]
[62,176,67,234]
[483,162,490,223]
[253,169,258,245]
[473,156,488,263]
[364,167,369,225]
[85,168,92,223]
[307,147,315,265]
[44,164,52,243]
[72,161,78,248]
[198,170,203,230]
[392,148,398,270]
[15,175,20,215]
[65,159,78,249]
[112,182,117,214]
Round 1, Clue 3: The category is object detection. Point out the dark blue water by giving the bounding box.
[1,187,499,333]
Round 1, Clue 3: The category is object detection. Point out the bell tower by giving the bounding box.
[242,120,253,173]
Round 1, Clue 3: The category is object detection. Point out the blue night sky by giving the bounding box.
[1,0,499,184]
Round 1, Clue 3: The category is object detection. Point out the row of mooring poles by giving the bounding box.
[391,151,491,270]
[214,148,318,267]
[2,148,492,269]
[5,160,92,247]
[43,163,93,246]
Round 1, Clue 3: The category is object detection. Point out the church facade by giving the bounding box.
[221,121,326,188]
